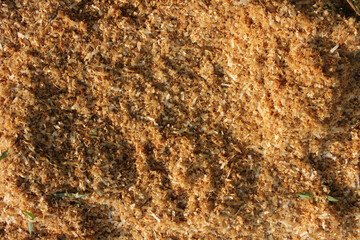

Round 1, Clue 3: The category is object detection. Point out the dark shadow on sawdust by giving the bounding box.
[1,0,23,24]
[26,48,138,188]
[128,11,359,237]
[63,0,102,22]
[299,37,360,236]
[288,0,360,20]
[23,47,137,238]
[34,200,131,239]
[142,141,189,222]
[155,28,263,218]
[27,201,133,239]
[115,16,269,231]
[101,7,199,222]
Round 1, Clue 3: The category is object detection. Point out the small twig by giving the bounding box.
[46,6,61,27]
[48,7,59,23]
[258,0,266,8]
[346,0,360,16]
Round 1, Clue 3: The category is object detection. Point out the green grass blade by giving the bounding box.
[0,150,8,160]
[54,192,66,198]
[327,195,339,202]
[71,193,89,198]
[27,221,33,234]
[298,192,312,200]
[23,210,35,219]
[55,192,89,199]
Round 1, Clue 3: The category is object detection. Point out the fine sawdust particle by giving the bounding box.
[0,0,360,239]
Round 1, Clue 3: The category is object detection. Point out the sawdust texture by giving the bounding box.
[0,0,360,239]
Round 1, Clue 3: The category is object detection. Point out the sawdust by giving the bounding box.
[0,0,359,239]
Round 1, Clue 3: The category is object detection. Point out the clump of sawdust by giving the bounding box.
[0,0,359,239]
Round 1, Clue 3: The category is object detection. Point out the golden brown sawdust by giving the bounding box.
[0,0,360,239]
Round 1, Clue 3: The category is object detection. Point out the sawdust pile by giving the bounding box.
[0,0,360,239]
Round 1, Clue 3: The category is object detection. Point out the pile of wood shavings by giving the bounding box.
[0,0,359,239]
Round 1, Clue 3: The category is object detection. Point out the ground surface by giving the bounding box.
[0,0,360,239]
